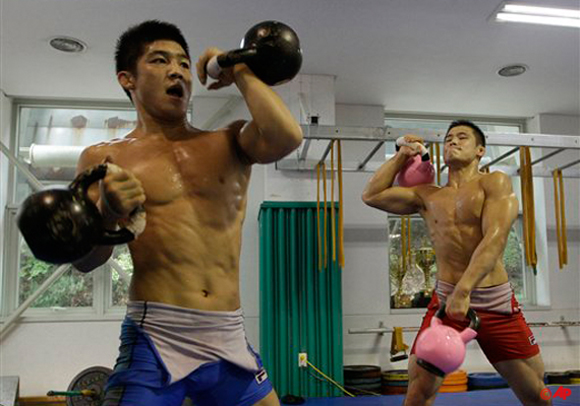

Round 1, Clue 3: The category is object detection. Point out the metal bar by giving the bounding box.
[358,141,385,170]
[530,148,566,166]
[0,264,71,339]
[276,160,580,178]
[107,259,132,284]
[0,140,44,191]
[299,139,311,161]
[318,140,334,164]
[348,320,580,335]
[557,158,580,172]
[480,146,520,170]
[299,125,580,149]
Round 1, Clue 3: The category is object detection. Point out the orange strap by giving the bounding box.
[322,162,328,267]
[558,170,568,266]
[401,217,407,269]
[330,141,336,262]
[519,147,537,268]
[337,141,345,267]
[435,143,441,185]
[317,164,322,271]
[407,217,411,261]
[553,169,568,269]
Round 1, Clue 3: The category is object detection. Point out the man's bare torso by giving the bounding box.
[416,174,510,287]
[91,123,251,311]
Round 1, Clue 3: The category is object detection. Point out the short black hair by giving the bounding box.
[446,120,486,147]
[115,20,190,100]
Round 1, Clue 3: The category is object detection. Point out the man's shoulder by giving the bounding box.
[480,171,513,196]
[79,138,129,165]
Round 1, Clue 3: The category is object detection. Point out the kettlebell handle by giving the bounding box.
[207,49,258,79]
[435,303,481,331]
[69,163,108,197]
[395,137,431,162]
[70,163,147,244]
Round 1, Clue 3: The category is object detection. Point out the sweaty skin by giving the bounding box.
[74,40,302,312]
[362,128,518,320]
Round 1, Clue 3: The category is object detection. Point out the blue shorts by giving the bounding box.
[103,318,273,406]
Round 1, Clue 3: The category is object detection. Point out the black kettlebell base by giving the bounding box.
[417,359,445,377]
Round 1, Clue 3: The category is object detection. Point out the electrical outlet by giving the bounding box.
[298,352,308,367]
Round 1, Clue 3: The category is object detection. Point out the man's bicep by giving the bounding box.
[482,190,519,238]
[365,186,422,215]
[236,120,267,164]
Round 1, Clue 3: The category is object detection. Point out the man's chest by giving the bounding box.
[114,138,248,205]
[424,186,485,226]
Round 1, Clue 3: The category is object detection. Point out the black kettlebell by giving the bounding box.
[207,20,302,86]
[17,164,136,264]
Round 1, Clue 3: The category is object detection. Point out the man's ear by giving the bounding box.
[117,71,135,92]
[477,145,486,159]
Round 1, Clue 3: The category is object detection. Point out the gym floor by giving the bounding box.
[300,385,580,405]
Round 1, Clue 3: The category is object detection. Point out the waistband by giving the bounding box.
[435,280,519,314]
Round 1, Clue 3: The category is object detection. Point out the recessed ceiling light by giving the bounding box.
[49,36,87,53]
[498,64,528,77]
[493,2,580,28]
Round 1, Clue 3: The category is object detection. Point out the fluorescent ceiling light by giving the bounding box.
[495,3,580,28]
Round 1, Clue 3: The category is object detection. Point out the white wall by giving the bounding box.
[1,101,579,396]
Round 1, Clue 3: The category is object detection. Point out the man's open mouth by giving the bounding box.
[166,85,184,98]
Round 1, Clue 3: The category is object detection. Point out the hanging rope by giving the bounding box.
[435,143,441,185]
[330,141,336,262]
[553,169,568,269]
[323,162,328,268]
[519,147,537,270]
[337,140,345,268]
[317,163,322,270]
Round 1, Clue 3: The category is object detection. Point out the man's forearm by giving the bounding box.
[362,153,408,200]
[455,235,506,294]
[234,65,302,151]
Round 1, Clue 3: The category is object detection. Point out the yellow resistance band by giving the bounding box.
[337,140,344,268]
[435,143,441,186]
[330,141,336,262]
[519,147,537,268]
[317,164,322,271]
[322,162,328,267]
[553,169,568,269]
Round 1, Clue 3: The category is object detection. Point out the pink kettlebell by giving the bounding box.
[415,305,480,377]
[395,138,435,187]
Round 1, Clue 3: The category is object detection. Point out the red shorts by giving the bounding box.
[410,293,540,365]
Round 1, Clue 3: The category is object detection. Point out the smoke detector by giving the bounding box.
[498,64,528,77]
[49,36,87,53]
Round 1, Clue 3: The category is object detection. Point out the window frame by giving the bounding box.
[1,99,145,323]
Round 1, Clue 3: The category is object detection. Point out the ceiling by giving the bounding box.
[1,0,579,119]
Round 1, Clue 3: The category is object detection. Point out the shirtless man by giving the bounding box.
[73,20,302,406]
[362,120,550,406]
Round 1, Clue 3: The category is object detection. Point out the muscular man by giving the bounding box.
[362,120,550,406]
[74,20,302,406]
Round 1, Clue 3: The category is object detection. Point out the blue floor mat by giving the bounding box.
[301,385,580,405]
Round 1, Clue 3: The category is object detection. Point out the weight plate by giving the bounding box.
[566,370,580,379]
[343,365,381,379]
[382,369,409,381]
[344,377,382,386]
[67,366,113,406]
[467,372,507,388]
[544,372,570,385]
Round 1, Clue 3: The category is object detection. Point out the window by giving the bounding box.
[2,102,141,318]
[387,215,531,309]
[384,116,538,309]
